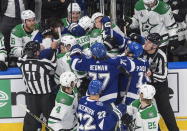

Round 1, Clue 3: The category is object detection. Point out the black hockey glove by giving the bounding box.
[69,44,83,57]
[129,33,145,45]
[119,16,132,27]
[169,39,179,54]
[103,36,117,51]
[0,61,8,71]
[121,113,133,126]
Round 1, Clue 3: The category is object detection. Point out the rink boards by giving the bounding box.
[0,63,187,131]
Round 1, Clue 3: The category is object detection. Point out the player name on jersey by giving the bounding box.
[90,65,108,71]
[78,104,95,116]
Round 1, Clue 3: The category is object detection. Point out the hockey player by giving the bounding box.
[67,15,94,56]
[54,34,89,97]
[122,84,160,131]
[10,10,39,58]
[77,79,126,131]
[0,32,7,71]
[48,71,78,131]
[164,0,187,61]
[90,12,129,56]
[40,18,63,50]
[71,42,135,104]
[119,42,150,105]
[61,3,81,27]
[54,35,86,84]
[124,0,178,53]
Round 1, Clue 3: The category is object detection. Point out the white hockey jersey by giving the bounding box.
[130,0,178,47]
[48,88,78,130]
[10,24,39,57]
[127,99,160,131]
[55,52,86,84]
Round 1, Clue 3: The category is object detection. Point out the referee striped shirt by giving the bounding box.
[143,49,168,83]
[17,57,56,94]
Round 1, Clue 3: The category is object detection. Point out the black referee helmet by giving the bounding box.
[23,41,40,58]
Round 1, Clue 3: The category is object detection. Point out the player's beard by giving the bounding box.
[25,24,35,32]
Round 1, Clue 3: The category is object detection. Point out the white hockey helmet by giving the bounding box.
[60,71,77,87]
[67,3,81,13]
[78,16,93,31]
[143,0,155,4]
[21,10,35,21]
[139,84,156,99]
[61,35,76,49]
[91,12,104,23]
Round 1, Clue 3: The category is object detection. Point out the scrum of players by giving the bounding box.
[3,1,180,130]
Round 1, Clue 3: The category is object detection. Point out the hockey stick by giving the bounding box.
[19,104,54,131]
[70,0,73,24]
[111,103,122,131]
[100,0,105,15]
[122,74,132,104]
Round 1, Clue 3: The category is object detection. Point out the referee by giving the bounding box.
[143,33,179,131]
[17,41,56,131]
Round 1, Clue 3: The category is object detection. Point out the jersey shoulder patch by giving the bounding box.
[135,0,146,11]
[11,24,26,37]
[56,90,74,106]
[153,1,170,15]
[96,101,104,106]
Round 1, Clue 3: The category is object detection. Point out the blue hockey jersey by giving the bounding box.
[71,55,135,104]
[119,57,150,105]
[77,96,124,131]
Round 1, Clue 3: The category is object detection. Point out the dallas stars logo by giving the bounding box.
[142,19,158,34]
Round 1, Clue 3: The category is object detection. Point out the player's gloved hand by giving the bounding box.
[112,103,126,119]
[129,33,145,45]
[78,16,93,32]
[117,16,132,27]
[70,44,83,57]
[68,23,86,37]
[103,36,116,51]
[169,38,179,54]
[121,113,133,126]
[0,61,8,71]
[101,16,111,34]
[124,16,132,26]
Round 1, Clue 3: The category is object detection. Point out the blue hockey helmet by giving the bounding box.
[90,42,107,59]
[88,80,103,95]
[127,42,143,58]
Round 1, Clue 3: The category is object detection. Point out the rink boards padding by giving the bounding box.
[0,63,187,130]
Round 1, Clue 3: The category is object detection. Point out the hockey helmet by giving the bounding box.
[60,71,77,87]
[60,35,76,50]
[139,84,156,99]
[23,41,40,58]
[146,33,161,46]
[127,41,143,58]
[90,42,107,59]
[88,80,103,95]
[78,16,94,31]
[21,10,35,21]
[67,3,81,13]
[91,12,104,23]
